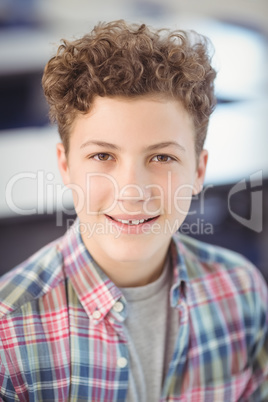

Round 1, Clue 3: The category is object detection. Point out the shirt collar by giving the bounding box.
[59,219,188,319]
[169,233,189,308]
[59,219,123,323]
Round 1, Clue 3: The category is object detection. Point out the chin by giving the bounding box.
[106,233,168,262]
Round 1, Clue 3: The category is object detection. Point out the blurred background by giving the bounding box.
[0,0,267,280]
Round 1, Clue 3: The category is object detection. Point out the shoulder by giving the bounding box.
[173,232,268,304]
[0,238,65,319]
[174,232,250,266]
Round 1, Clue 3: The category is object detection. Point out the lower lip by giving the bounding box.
[105,215,160,234]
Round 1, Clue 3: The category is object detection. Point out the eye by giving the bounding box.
[92,153,113,161]
[151,154,173,163]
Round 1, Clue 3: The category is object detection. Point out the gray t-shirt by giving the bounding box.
[120,257,178,402]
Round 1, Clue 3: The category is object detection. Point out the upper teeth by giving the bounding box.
[116,218,145,225]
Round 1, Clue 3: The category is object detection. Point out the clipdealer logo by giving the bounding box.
[228,170,263,233]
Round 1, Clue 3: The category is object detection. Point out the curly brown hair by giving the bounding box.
[42,20,217,156]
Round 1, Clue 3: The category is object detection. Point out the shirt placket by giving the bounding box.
[105,296,130,401]
[161,287,190,399]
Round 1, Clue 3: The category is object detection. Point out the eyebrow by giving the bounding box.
[80,140,185,152]
[80,140,121,150]
[145,141,186,152]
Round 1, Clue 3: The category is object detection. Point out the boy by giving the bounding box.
[0,20,267,401]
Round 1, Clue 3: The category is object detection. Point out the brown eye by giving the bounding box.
[153,154,171,162]
[93,153,112,161]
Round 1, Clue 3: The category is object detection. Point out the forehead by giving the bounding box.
[70,96,194,144]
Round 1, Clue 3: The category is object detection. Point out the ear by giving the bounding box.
[56,143,71,186]
[193,149,208,195]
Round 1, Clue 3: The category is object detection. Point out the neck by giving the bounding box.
[82,234,171,287]
[106,256,168,288]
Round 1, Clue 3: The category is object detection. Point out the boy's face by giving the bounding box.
[57,96,207,276]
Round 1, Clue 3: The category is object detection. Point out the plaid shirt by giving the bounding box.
[0,219,267,402]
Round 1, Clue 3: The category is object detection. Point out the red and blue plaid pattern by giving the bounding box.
[0,219,267,401]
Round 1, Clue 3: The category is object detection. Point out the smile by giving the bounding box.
[111,217,156,226]
[105,214,159,228]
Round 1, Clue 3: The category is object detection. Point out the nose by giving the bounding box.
[116,162,152,203]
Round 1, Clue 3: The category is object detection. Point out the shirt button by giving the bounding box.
[92,310,101,320]
[117,357,128,368]
[113,301,124,313]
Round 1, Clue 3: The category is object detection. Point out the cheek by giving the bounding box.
[144,172,195,216]
[167,176,194,217]
[81,176,117,214]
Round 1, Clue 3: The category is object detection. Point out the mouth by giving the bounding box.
[105,214,160,232]
[107,215,158,226]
